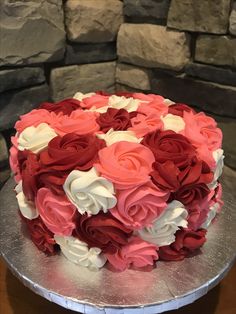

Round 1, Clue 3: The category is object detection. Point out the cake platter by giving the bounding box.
[0,166,236,314]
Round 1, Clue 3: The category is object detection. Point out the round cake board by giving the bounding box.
[0,167,236,314]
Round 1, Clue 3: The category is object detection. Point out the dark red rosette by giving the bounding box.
[142,130,196,169]
[187,205,209,231]
[115,91,134,97]
[39,99,81,115]
[168,103,196,117]
[73,212,133,253]
[18,150,68,197]
[22,215,57,255]
[96,91,110,96]
[19,150,41,201]
[159,228,207,261]
[96,108,135,132]
[151,161,180,192]
[173,159,213,206]
[152,157,213,206]
[39,133,105,172]
[18,149,31,173]
[37,169,68,196]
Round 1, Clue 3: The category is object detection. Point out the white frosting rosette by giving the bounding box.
[138,200,188,246]
[161,114,185,133]
[201,202,221,229]
[63,167,117,215]
[54,235,107,270]
[163,98,175,106]
[15,181,39,219]
[18,123,57,153]
[91,95,141,113]
[96,128,142,146]
[73,92,95,101]
[108,95,141,112]
[208,148,224,189]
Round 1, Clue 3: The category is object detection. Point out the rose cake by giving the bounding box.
[9,91,224,271]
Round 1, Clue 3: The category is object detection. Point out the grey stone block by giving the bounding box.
[65,42,117,65]
[124,0,170,24]
[65,0,123,43]
[195,35,236,68]
[0,67,45,93]
[50,62,116,102]
[151,73,236,118]
[0,0,65,66]
[0,84,49,131]
[168,0,231,34]
[229,2,236,35]
[185,63,236,86]
[0,133,8,167]
[117,24,190,71]
[116,63,151,90]
[218,120,236,170]
[116,83,142,93]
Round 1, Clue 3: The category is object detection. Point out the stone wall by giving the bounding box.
[0,0,235,186]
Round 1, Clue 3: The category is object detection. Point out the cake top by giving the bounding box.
[10,91,224,271]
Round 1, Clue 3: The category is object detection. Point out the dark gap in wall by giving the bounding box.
[43,60,66,85]
[65,41,117,66]
[1,129,15,150]
[124,16,167,26]
[189,32,197,61]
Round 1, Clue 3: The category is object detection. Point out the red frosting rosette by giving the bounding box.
[10,91,224,271]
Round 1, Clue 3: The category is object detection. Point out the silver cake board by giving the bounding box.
[0,166,236,314]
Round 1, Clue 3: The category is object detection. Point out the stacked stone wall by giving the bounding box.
[0,0,235,186]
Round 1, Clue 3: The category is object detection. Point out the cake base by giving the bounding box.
[0,167,236,314]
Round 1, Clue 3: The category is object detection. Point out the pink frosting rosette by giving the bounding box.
[95,141,155,189]
[80,94,109,109]
[15,109,58,133]
[138,100,168,116]
[111,181,168,230]
[129,111,164,138]
[53,109,100,136]
[105,236,159,271]
[132,93,165,103]
[183,111,223,168]
[36,188,76,236]
[128,98,168,137]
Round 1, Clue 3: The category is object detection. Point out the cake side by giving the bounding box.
[9,91,224,271]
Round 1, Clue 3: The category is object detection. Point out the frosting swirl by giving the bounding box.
[95,141,155,189]
[18,123,57,153]
[53,110,100,136]
[108,95,140,112]
[139,200,188,246]
[208,148,224,189]
[161,114,185,133]
[105,236,158,271]
[73,92,95,101]
[201,201,220,229]
[63,167,117,215]
[96,128,141,146]
[111,181,168,230]
[15,181,39,219]
[36,187,76,236]
[54,235,107,270]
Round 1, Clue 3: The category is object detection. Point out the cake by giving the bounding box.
[9,91,224,271]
